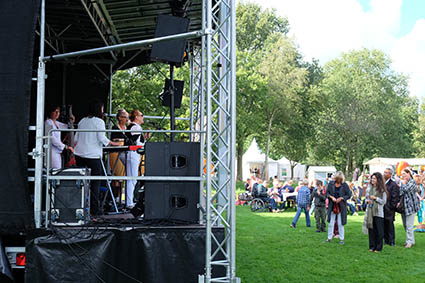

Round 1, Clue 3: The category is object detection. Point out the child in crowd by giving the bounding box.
[311,180,327,232]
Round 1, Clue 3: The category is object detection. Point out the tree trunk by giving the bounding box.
[289,160,298,180]
[263,111,275,180]
[345,146,351,178]
[237,144,244,181]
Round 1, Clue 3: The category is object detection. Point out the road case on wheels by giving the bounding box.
[49,167,90,225]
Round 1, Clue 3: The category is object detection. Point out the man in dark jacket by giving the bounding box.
[383,167,400,246]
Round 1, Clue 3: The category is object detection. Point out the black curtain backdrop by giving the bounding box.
[0,0,39,235]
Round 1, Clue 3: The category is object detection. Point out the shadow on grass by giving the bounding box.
[236,206,425,283]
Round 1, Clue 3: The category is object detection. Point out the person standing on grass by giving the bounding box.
[398,168,421,248]
[383,167,399,246]
[290,179,311,228]
[326,171,351,245]
[310,180,326,232]
[365,173,387,253]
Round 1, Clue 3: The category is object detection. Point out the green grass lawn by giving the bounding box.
[236,205,425,283]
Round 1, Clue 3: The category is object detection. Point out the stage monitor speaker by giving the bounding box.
[50,168,90,225]
[145,142,200,177]
[161,79,184,108]
[150,14,190,65]
[144,182,199,223]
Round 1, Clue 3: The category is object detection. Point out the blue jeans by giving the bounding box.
[261,197,277,210]
[347,203,356,215]
[292,205,311,227]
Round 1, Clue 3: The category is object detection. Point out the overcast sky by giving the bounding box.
[250,0,425,98]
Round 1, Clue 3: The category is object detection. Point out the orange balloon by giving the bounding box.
[396,161,409,176]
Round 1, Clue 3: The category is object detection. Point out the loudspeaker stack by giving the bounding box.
[144,142,200,223]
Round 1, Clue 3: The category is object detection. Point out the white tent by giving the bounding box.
[242,139,306,180]
[363,157,425,174]
[307,166,337,184]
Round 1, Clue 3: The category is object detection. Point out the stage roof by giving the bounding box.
[43,0,203,69]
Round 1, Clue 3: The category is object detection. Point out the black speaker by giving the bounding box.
[144,142,200,223]
[151,14,190,65]
[144,182,199,223]
[145,142,200,176]
[161,79,184,108]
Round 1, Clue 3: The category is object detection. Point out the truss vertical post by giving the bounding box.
[204,0,213,281]
[229,0,237,280]
[201,0,237,281]
[34,0,46,228]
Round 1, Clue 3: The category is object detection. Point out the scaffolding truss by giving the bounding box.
[33,0,236,282]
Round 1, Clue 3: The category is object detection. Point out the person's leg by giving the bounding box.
[269,198,277,210]
[320,207,327,232]
[126,152,139,207]
[315,209,321,230]
[384,218,390,245]
[327,212,335,240]
[384,218,395,245]
[374,217,385,251]
[406,213,416,245]
[337,214,344,241]
[368,228,375,250]
[304,207,311,227]
[85,158,102,216]
[292,207,302,227]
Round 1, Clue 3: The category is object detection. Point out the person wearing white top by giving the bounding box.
[74,102,119,216]
[44,106,73,169]
[125,109,148,208]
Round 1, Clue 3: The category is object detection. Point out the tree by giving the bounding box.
[256,36,307,179]
[235,2,290,180]
[112,63,191,141]
[236,2,289,52]
[310,48,417,176]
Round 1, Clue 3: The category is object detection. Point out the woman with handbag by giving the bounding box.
[326,171,352,244]
[399,168,421,248]
[364,172,387,253]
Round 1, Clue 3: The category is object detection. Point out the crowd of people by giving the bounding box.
[243,167,425,251]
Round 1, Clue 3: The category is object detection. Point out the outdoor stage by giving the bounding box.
[25,223,225,283]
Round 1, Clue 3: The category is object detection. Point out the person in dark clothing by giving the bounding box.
[253,180,277,212]
[311,180,327,232]
[326,171,352,244]
[365,172,387,253]
[383,167,400,246]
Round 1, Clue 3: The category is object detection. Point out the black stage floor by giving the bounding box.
[25,221,225,283]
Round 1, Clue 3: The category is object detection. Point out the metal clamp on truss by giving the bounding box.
[28,148,43,159]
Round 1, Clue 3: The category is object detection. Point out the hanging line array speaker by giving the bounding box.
[150,14,190,65]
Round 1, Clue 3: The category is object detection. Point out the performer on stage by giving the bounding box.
[125,109,148,208]
[109,109,129,201]
[74,101,119,217]
[44,105,74,169]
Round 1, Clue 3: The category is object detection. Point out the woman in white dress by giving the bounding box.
[125,109,148,208]
[44,106,73,169]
